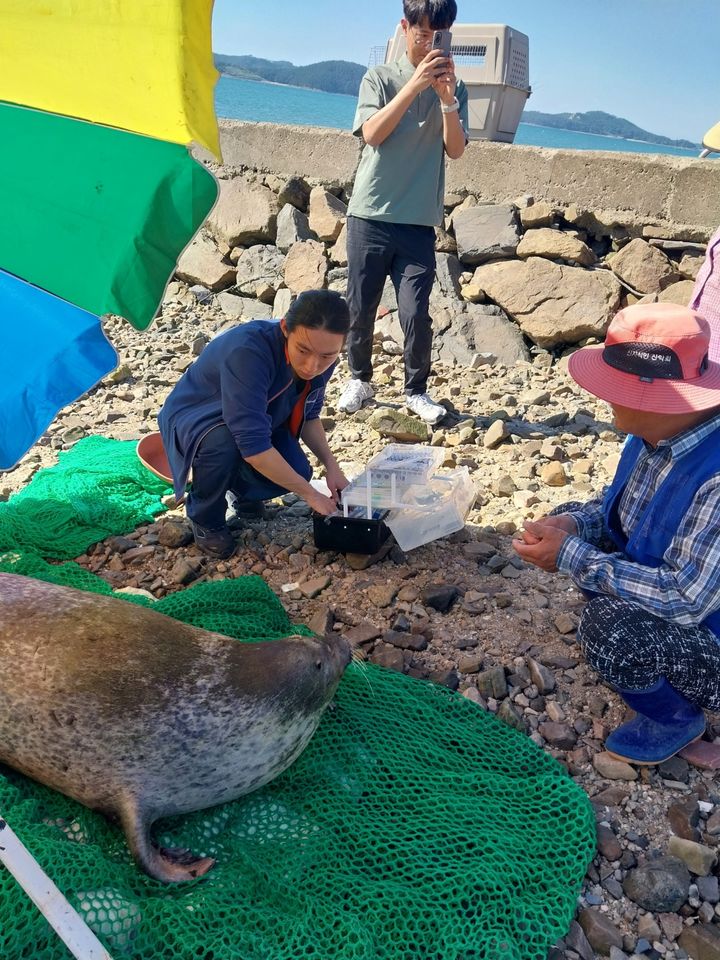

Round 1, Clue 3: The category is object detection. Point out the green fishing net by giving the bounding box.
[0,439,596,960]
[0,436,169,560]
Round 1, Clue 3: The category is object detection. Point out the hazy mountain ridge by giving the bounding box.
[214,56,698,147]
[521,109,698,149]
[214,53,366,98]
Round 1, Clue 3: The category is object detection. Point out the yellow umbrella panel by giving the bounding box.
[0,0,221,159]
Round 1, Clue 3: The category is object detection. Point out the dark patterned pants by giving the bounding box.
[578,596,720,711]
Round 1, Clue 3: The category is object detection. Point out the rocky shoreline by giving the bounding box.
[2,170,719,960]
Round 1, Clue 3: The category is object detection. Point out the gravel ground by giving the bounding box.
[3,285,720,960]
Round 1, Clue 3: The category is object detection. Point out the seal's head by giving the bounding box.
[277,633,352,714]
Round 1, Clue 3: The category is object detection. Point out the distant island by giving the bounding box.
[214,54,366,98]
[214,57,699,149]
[521,110,698,150]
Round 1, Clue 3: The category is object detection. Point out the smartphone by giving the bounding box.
[432,29,452,58]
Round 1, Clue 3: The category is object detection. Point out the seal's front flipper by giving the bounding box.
[118,796,215,883]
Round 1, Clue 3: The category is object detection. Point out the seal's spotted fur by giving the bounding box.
[0,573,350,882]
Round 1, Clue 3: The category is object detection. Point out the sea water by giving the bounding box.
[215,74,702,158]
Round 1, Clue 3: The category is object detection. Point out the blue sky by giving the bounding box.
[212,0,719,142]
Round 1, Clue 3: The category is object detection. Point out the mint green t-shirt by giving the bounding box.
[347,54,468,227]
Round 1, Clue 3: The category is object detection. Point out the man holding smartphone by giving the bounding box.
[338,0,468,425]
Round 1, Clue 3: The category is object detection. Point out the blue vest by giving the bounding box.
[602,430,720,638]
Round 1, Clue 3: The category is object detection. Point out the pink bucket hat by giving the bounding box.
[568,303,720,413]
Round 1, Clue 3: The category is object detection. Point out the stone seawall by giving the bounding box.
[182,120,717,367]
[197,120,720,237]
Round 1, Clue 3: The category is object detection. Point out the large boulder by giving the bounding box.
[435,223,458,253]
[216,292,273,320]
[278,176,311,211]
[284,240,328,294]
[330,222,348,266]
[430,297,458,335]
[276,204,315,253]
[375,309,403,346]
[658,278,696,305]
[453,204,520,266]
[519,201,560,229]
[234,245,285,303]
[434,304,530,366]
[608,237,675,294]
[472,256,622,347]
[378,276,398,312]
[517,228,595,266]
[207,178,278,246]
[273,287,294,317]
[435,252,464,298]
[175,234,235,291]
[637,279,698,309]
[308,187,347,242]
[679,252,705,280]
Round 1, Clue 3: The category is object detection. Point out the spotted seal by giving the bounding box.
[0,573,350,883]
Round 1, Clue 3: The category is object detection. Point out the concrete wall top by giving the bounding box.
[211,121,361,185]
[206,120,720,236]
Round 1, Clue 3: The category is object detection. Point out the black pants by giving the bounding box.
[187,424,312,529]
[578,596,720,711]
[345,215,436,395]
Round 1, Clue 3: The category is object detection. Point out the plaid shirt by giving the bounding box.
[557,412,720,626]
[692,227,720,359]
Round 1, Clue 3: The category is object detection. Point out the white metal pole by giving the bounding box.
[0,818,114,960]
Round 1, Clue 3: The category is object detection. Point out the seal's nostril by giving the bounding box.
[315,660,322,670]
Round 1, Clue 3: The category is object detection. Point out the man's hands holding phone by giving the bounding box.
[410,48,456,104]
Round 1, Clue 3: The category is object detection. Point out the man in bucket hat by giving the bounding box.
[514,302,720,765]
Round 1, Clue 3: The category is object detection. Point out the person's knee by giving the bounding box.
[192,430,240,486]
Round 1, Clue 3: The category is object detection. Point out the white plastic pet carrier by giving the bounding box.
[372,23,531,142]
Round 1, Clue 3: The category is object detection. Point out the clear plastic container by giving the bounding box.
[341,444,446,512]
[366,444,445,483]
[384,468,476,552]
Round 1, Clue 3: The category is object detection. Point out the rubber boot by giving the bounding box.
[605,677,705,765]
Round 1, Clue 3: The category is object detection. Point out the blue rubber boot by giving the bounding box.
[605,677,705,765]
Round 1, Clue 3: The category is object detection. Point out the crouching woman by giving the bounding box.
[514,304,720,765]
[159,289,349,558]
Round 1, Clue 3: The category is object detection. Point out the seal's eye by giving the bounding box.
[315,660,322,670]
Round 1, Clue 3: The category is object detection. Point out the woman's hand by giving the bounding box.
[534,514,578,536]
[324,464,349,503]
[306,489,338,517]
[513,520,573,572]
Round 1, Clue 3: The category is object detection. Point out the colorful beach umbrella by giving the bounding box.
[0,0,221,469]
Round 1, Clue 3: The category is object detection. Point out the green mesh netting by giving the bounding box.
[0,436,169,559]
[0,438,597,960]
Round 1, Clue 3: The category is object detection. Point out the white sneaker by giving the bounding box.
[338,379,374,414]
[405,392,446,425]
